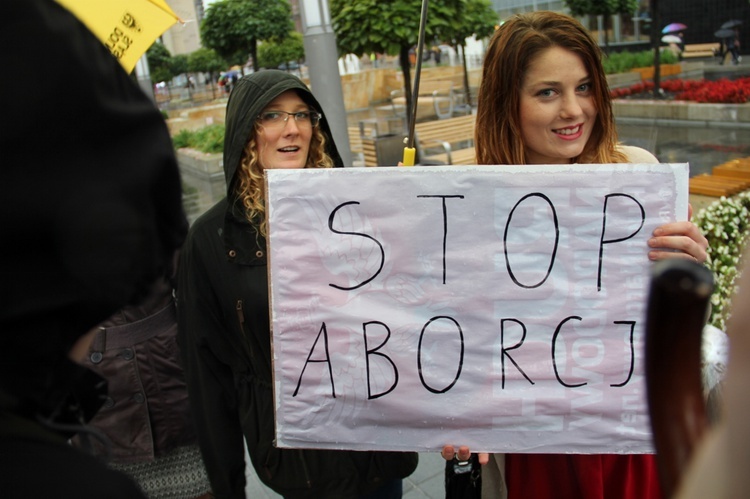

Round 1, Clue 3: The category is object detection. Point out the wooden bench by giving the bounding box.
[688,157,750,197]
[712,158,750,179]
[348,124,376,166]
[414,114,476,165]
[689,173,750,197]
[682,43,720,59]
[389,78,457,120]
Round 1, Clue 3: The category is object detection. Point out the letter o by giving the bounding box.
[503,193,560,288]
[417,316,464,394]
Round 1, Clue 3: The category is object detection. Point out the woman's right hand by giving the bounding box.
[441,445,490,465]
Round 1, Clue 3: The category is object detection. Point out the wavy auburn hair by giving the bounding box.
[475,11,626,165]
[235,117,333,236]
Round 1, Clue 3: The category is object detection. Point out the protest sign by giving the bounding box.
[265,164,688,453]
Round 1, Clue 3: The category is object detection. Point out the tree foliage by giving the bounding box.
[188,47,226,75]
[331,0,494,127]
[188,47,227,99]
[200,0,293,71]
[147,42,173,85]
[442,0,496,102]
[564,0,638,17]
[564,0,639,51]
[258,32,305,69]
[443,0,496,44]
[171,54,189,77]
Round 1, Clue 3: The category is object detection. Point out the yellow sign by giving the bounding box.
[56,0,180,73]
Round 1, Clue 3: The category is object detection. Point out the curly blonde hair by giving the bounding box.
[235,123,333,236]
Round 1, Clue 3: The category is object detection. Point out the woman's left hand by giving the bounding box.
[647,204,708,263]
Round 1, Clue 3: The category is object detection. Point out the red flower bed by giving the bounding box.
[611,77,750,104]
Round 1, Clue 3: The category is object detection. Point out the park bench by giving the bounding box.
[414,113,476,165]
[357,114,475,167]
[682,43,720,59]
[688,157,750,196]
[389,78,458,120]
[348,123,376,167]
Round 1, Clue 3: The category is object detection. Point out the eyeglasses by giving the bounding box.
[256,111,321,129]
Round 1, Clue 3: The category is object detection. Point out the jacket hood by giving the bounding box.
[223,70,343,199]
[1,0,187,415]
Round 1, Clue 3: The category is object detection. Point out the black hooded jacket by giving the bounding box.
[176,71,417,498]
[0,1,187,497]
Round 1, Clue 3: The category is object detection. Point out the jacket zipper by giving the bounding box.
[236,299,244,328]
[236,299,254,361]
[298,449,312,488]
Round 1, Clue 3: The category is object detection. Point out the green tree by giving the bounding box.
[171,54,189,76]
[258,31,305,71]
[200,0,293,72]
[444,0,496,105]
[188,47,226,99]
[331,0,463,128]
[147,42,174,98]
[171,54,190,97]
[564,0,639,53]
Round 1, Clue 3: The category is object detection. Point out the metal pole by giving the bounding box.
[300,0,353,166]
[407,0,429,151]
[134,54,155,101]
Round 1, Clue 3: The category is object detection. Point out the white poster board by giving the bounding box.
[265,164,688,454]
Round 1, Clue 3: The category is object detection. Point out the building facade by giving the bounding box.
[160,0,203,56]
[489,0,748,53]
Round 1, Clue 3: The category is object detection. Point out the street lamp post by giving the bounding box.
[299,0,352,166]
[134,54,155,101]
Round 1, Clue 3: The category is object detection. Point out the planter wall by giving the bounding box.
[176,148,225,220]
[613,100,750,124]
[630,63,683,80]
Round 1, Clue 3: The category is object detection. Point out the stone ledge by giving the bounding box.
[176,148,225,203]
[614,100,750,126]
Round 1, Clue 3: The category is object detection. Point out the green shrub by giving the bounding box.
[693,191,750,330]
[172,129,192,149]
[602,49,679,75]
[171,124,225,154]
[192,124,225,154]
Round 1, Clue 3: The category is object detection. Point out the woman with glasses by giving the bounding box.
[176,70,418,499]
[441,11,708,499]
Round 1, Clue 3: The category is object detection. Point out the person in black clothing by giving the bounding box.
[0,1,188,497]
[176,70,418,498]
[728,28,742,65]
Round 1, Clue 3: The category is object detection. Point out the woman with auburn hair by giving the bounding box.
[443,11,708,499]
[176,70,417,499]
[475,10,625,167]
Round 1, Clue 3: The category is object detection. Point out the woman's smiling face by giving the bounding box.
[519,46,598,164]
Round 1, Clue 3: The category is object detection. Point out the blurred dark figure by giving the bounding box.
[0,1,188,498]
[728,28,742,65]
[69,274,212,498]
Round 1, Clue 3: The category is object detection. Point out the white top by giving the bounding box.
[619,144,659,164]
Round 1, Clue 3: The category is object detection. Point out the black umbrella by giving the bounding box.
[721,19,743,29]
[715,28,735,39]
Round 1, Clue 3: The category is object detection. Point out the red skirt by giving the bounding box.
[504,454,662,499]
